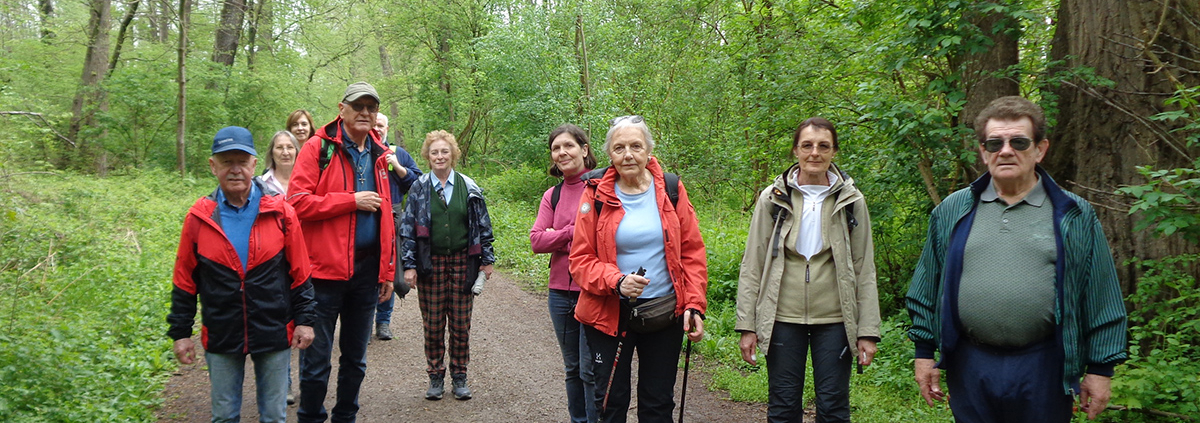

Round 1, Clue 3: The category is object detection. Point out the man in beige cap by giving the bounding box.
[288,82,396,423]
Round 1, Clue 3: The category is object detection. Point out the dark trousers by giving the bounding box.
[585,317,683,423]
[946,339,1073,423]
[417,251,474,376]
[298,252,380,423]
[766,322,851,423]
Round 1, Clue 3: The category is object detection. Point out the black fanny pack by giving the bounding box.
[624,293,678,334]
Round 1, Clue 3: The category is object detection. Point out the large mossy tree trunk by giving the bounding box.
[1047,0,1200,292]
[213,0,246,67]
[66,0,111,171]
[953,1,1021,185]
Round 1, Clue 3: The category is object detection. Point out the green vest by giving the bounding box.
[429,173,469,255]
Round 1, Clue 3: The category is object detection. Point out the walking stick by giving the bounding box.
[678,338,692,423]
[600,268,643,423]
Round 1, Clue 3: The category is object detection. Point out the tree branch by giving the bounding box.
[0,111,76,148]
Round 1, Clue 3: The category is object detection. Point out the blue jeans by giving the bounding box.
[375,292,394,325]
[298,253,380,423]
[206,349,290,423]
[548,289,597,423]
[766,322,851,423]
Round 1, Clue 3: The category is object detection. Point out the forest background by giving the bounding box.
[0,0,1197,421]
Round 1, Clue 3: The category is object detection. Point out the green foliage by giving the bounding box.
[0,170,209,421]
[1112,254,1200,417]
[1117,157,1200,244]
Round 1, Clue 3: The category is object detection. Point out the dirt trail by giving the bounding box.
[158,272,766,422]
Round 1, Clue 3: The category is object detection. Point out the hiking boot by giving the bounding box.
[425,374,444,400]
[376,322,393,341]
[451,373,472,400]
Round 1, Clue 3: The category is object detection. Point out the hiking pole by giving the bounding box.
[599,327,624,423]
[678,338,692,423]
[600,268,643,423]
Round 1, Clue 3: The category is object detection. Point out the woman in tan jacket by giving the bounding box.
[735,117,881,423]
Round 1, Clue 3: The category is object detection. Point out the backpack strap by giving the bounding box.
[318,139,336,175]
[549,180,566,211]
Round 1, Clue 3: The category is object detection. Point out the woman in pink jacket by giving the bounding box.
[530,124,598,423]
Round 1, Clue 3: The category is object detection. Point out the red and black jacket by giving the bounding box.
[167,182,315,355]
[287,117,396,283]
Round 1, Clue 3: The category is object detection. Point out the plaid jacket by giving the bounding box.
[398,172,495,292]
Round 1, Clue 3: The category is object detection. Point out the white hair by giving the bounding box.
[603,117,654,155]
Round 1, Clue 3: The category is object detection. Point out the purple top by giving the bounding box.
[530,171,589,291]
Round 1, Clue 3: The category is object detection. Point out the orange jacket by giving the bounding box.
[569,157,708,337]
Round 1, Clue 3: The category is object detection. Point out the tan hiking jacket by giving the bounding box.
[735,163,881,357]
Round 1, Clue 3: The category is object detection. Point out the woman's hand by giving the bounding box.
[404,269,416,287]
[857,338,878,366]
[618,273,649,298]
[480,264,494,279]
[738,332,758,365]
[683,309,705,342]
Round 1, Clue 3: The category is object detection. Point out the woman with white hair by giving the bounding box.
[569,115,708,423]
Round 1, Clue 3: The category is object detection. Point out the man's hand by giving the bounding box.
[915,358,946,406]
[354,191,382,212]
[1079,374,1112,419]
[292,325,315,349]
[173,338,197,364]
[386,154,407,178]
[739,332,758,365]
[379,280,394,303]
[857,338,878,367]
[682,309,705,342]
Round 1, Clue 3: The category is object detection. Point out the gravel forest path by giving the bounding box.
[158,271,767,422]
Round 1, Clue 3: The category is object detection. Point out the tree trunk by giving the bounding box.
[108,0,140,76]
[177,0,191,176]
[245,0,267,70]
[574,14,592,126]
[67,0,111,171]
[378,43,404,149]
[438,31,455,130]
[213,0,246,66]
[158,0,170,42]
[1047,0,1200,292]
[953,1,1020,184]
[38,0,54,40]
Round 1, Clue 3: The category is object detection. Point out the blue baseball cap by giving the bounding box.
[211,126,257,156]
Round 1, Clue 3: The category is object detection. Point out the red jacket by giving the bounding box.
[287,117,395,283]
[569,157,708,337]
[167,185,315,354]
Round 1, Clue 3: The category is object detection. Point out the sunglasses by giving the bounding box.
[981,137,1035,153]
[343,101,380,113]
[608,115,644,127]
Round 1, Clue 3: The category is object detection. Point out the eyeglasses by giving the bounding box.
[797,142,834,154]
[609,115,644,127]
[343,101,380,113]
[982,137,1034,153]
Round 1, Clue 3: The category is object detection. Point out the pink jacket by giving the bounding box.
[530,172,590,291]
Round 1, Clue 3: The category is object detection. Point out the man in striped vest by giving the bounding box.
[906,96,1127,423]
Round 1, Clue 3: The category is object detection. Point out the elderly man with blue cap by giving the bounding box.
[168,126,317,423]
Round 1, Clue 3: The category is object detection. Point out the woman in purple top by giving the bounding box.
[530,124,599,423]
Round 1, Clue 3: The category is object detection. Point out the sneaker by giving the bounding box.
[451,373,472,400]
[286,391,295,406]
[376,322,393,341]
[426,374,444,400]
